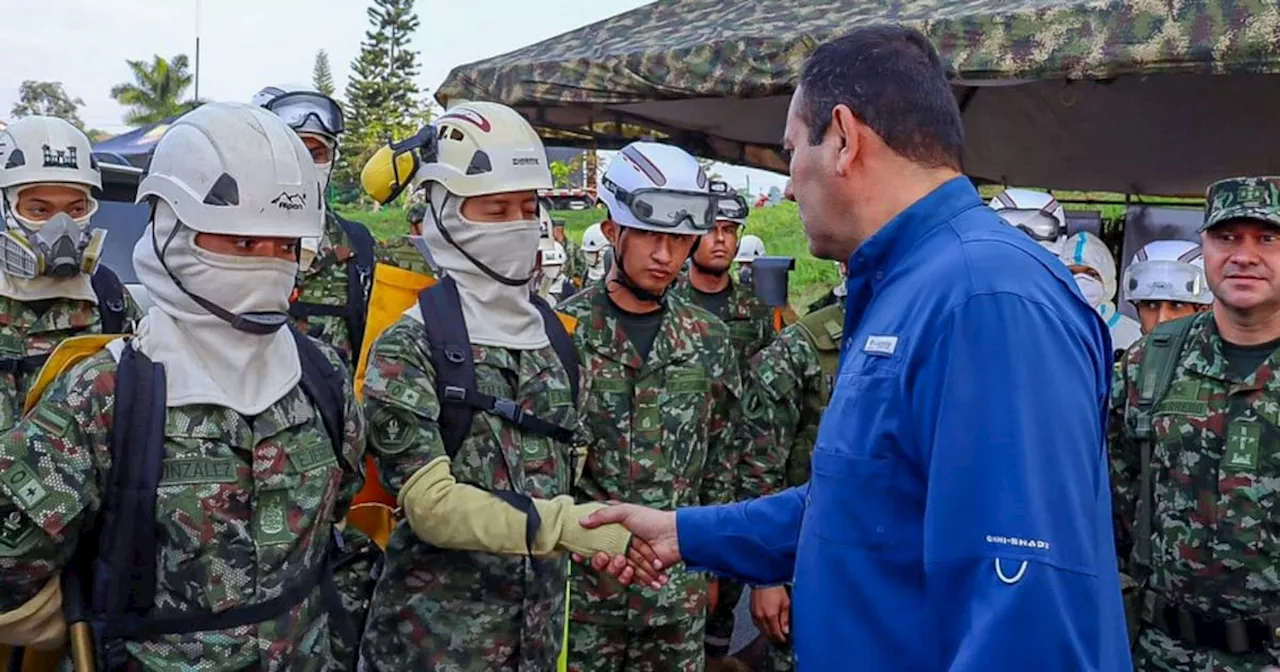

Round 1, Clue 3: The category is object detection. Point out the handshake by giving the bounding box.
[574,503,682,590]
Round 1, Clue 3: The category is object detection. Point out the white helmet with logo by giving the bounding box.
[0,117,105,278]
[598,142,717,236]
[137,102,322,239]
[581,223,609,253]
[990,188,1067,246]
[1124,239,1212,305]
[1059,231,1118,303]
[734,234,766,263]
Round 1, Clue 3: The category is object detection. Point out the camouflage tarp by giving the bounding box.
[437,0,1280,196]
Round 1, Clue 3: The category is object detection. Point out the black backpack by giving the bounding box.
[59,329,358,671]
[417,277,580,553]
[288,216,375,366]
[0,266,130,382]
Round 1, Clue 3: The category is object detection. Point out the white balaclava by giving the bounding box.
[296,132,335,272]
[408,184,547,350]
[1058,231,1116,309]
[128,201,301,415]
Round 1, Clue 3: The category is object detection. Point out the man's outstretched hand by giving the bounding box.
[574,504,681,590]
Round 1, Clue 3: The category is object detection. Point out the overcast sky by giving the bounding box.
[0,0,788,193]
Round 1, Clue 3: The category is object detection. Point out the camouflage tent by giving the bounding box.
[437,0,1280,196]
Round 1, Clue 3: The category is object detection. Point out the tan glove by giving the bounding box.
[0,579,67,650]
[399,456,631,557]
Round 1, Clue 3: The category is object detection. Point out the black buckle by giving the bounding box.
[443,386,467,402]
[492,398,523,424]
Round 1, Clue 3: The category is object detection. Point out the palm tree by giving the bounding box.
[109,54,202,127]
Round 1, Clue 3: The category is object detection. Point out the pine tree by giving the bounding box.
[334,0,424,203]
[312,50,335,97]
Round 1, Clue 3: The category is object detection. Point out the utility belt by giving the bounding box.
[1141,590,1280,656]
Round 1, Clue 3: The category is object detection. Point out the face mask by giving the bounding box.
[0,212,105,279]
[427,188,540,284]
[1074,273,1106,307]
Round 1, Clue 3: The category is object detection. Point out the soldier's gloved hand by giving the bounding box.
[0,578,67,650]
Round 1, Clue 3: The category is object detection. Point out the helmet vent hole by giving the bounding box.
[449,128,465,142]
[5,149,25,169]
[202,172,241,206]
[465,151,492,176]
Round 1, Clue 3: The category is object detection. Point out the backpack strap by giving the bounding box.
[90,266,129,335]
[291,328,348,466]
[287,217,375,367]
[1127,313,1198,582]
[80,340,357,668]
[418,278,578,459]
[339,217,375,363]
[794,304,844,398]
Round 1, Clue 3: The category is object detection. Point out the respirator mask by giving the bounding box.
[0,188,105,279]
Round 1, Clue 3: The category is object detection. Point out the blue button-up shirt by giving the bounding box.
[678,177,1131,670]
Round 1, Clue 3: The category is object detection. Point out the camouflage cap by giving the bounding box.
[1201,177,1280,231]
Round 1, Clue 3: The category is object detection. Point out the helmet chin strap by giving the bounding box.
[428,190,531,287]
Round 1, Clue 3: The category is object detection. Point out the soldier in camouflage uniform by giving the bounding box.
[728,299,845,671]
[668,189,774,663]
[1111,177,1280,671]
[560,141,742,672]
[358,103,636,672]
[0,103,366,669]
[552,218,587,287]
[254,83,375,369]
[0,117,141,431]
[374,204,440,277]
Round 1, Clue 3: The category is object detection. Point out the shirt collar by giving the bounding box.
[845,176,983,282]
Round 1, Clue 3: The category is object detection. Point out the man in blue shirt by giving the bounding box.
[580,25,1132,671]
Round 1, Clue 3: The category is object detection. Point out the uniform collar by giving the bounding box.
[845,176,982,286]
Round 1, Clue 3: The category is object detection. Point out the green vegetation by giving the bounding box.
[336,202,843,306]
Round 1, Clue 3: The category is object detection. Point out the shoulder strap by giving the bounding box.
[531,293,579,406]
[1129,313,1198,579]
[339,217,375,363]
[90,266,128,334]
[291,329,348,469]
[418,277,477,460]
[94,344,166,619]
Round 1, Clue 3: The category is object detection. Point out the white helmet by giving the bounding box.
[0,116,100,194]
[598,141,717,236]
[990,188,1067,245]
[1059,231,1117,302]
[0,117,105,278]
[251,83,344,145]
[137,102,323,239]
[735,234,766,263]
[422,102,551,198]
[1124,239,1212,306]
[581,223,609,253]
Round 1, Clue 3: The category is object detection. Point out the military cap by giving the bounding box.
[1201,177,1280,231]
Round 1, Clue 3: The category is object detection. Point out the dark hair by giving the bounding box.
[799,25,963,170]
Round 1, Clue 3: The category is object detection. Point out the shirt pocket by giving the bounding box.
[659,366,711,477]
[808,449,913,550]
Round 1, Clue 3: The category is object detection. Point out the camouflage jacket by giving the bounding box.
[0,340,365,671]
[670,274,775,372]
[557,282,742,628]
[1111,313,1280,668]
[291,212,373,368]
[360,317,582,672]
[0,292,141,432]
[374,235,438,278]
[562,238,586,287]
[739,302,844,498]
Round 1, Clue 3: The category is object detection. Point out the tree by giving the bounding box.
[109,54,200,127]
[11,81,87,129]
[334,0,425,203]
[549,161,573,188]
[313,50,336,97]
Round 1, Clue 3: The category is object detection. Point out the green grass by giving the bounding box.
[337,201,841,306]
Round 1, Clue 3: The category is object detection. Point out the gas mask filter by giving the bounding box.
[0,213,105,279]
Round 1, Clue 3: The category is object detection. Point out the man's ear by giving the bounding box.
[602,219,620,247]
[830,104,862,177]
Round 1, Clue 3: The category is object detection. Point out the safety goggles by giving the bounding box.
[717,193,749,221]
[602,178,717,231]
[1124,260,1210,304]
[265,91,345,138]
